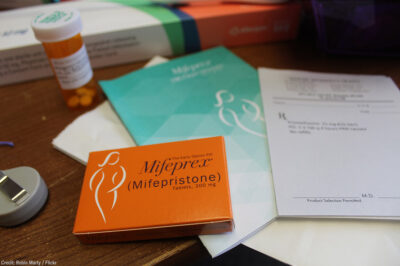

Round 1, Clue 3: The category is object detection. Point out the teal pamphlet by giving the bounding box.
[100,47,277,257]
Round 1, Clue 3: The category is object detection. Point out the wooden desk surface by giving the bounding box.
[1,39,399,265]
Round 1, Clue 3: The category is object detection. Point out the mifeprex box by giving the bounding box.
[73,136,233,244]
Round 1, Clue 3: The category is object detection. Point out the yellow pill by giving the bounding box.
[80,95,93,106]
[85,88,96,97]
[67,96,80,108]
[76,88,88,95]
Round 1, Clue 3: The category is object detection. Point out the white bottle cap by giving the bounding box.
[31,8,83,43]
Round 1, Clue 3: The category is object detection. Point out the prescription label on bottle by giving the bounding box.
[51,45,93,90]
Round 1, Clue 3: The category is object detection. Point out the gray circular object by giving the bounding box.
[0,166,48,227]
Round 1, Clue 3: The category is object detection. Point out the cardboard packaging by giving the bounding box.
[0,0,302,86]
[73,136,233,244]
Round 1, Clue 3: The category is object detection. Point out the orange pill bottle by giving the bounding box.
[31,9,98,109]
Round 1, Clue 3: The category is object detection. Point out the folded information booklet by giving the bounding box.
[259,68,400,219]
[100,47,277,257]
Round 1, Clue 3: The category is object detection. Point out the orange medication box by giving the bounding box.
[73,136,233,244]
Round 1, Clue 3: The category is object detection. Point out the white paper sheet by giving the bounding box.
[244,218,400,266]
[52,100,135,164]
[259,68,400,218]
[243,68,400,266]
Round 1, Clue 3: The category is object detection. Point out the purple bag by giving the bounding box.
[311,0,400,56]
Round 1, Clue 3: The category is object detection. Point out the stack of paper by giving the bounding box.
[244,68,400,266]
[99,47,277,257]
[53,51,400,265]
[259,68,400,219]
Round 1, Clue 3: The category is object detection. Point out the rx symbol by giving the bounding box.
[278,112,287,120]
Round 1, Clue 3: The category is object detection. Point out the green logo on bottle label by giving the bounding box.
[39,11,67,23]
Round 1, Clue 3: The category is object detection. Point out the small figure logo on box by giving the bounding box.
[89,151,126,223]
